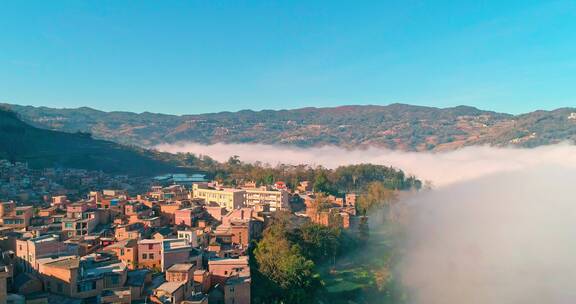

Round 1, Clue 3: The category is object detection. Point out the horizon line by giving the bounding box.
[2,101,574,117]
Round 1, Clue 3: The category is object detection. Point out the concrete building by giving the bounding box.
[138,239,194,272]
[37,254,127,299]
[208,256,250,285]
[345,193,357,209]
[103,239,139,270]
[223,276,251,304]
[166,263,195,300]
[0,201,33,229]
[137,240,162,271]
[62,216,98,239]
[66,203,90,219]
[208,257,251,304]
[149,185,190,201]
[174,208,196,227]
[193,270,211,293]
[159,201,182,225]
[16,234,79,272]
[115,223,147,241]
[205,204,227,222]
[192,185,245,211]
[152,281,186,304]
[215,208,264,248]
[177,228,205,248]
[244,188,289,211]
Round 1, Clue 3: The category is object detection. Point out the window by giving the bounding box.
[149,253,154,259]
[111,275,119,285]
[148,244,153,250]
[142,253,148,259]
[57,282,63,293]
[65,223,73,229]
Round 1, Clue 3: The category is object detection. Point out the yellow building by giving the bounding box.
[192,184,245,210]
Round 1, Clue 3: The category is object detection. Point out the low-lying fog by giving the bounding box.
[159,142,576,303]
[402,165,576,304]
[156,142,576,187]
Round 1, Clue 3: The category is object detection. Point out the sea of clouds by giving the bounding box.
[401,165,576,304]
[155,142,576,187]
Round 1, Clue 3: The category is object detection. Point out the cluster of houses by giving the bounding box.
[0,160,152,204]
[0,177,361,304]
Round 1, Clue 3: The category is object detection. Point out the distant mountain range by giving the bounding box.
[0,108,182,176]
[3,103,576,151]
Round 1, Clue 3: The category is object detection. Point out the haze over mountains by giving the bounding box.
[2,103,576,151]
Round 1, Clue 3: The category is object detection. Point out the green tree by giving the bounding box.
[297,223,341,263]
[313,170,331,193]
[357,181,398,216]
[227,155,241,166]
[254,217,319,303]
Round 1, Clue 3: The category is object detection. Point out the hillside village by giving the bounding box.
[0,162,367,304]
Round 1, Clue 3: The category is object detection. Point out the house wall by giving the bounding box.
[174,209,194,227]
[193,271,211,293]
[138,242,162,270]
[208,258,250,286]
[160,204,181,225]
[110,246,138,270]
[224,280,250,304]
[230,225,250,248]
[115,226,142,241]
[17,238,77,272]
[38,264,75,297]
[163,250,191,272]
[205,206,227,222]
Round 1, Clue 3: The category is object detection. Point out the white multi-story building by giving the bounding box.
[244,188,289,211]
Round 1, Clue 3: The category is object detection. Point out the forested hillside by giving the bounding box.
[5,103,575,151]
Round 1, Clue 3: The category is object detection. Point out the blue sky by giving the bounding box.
[1,1,575,115]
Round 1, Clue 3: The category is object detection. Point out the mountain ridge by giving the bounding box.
[0,107,185,176]
[3,103,575,151]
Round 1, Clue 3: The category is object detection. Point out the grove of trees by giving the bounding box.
[252,212,349,303]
